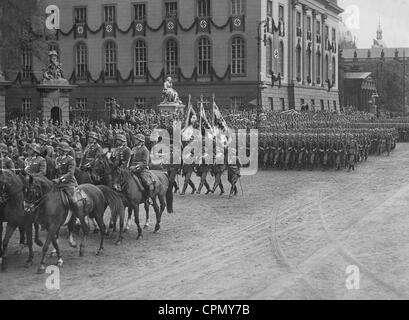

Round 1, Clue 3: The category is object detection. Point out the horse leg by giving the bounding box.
[24,220,34,268]
[15,226,26,255]
[79,216,90,257]
[37,224,58,274]
[124,207,133,233]
[144,201,150,229]
[34,222,43,247]
[52,236,63,267]
[2,224,17,271]
[154,196,166,234]
[92,218,100,234]
[133,206,142,240]
[67,218,78,248]
[116,204,125,246]
[94,213,106,256]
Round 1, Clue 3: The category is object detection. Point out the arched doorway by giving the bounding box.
[51,107,62,124]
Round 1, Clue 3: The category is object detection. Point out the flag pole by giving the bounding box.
[212,93,215,128]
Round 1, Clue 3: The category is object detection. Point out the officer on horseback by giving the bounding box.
[130,134,155,199]
[81,131,103,170]
[112,134,131,169]
[54,142,81,214]
[25,144,46,177]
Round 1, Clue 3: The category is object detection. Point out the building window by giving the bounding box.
[332,56,336,84]
[316,21,321,35]
[279,5,284,21]
[278,41,284,76]
[296,44,301,81]
[332,27,336,42]
[280,98,285,111]
[165,38,178,75]
[134,97,147,108]
[311,99,315,108]
[74,7,87,23]
[266,38,272,75]
[268,97,274,111]
[21,47,32,79]
[198,37,211,75]
[267,0,273,17]
[104,41,117,77]
[296,11,301,28]
[104,5,116,23]
[22,98,31,118]
[134,3,146,20]
[76,98,87,111]
[230,97,244,111]
[333,100,337,110]
[307,48,312,82]
[231,0,244,15]
[325,54,329,81]
[134,40,147,77]
[307,16,312,33]
[231,36,245,75]
[197,0,211,17]
[75,43,88,78]
[320,99,324,111]
[165,1,178,18]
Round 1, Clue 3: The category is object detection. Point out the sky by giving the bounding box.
[338,0,409,48]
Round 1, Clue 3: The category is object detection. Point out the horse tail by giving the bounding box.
[165,174,174,214]
[97,185,124,220]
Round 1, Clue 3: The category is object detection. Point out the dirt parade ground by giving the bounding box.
[2,144,409,300]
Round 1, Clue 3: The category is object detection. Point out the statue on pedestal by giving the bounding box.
[161,77,180,104]
[42,51,69,85]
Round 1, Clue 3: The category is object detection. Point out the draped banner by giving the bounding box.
[231,15,245,32]
[75,23,87,39]
[103,22,116,38]
[134,20,146,36]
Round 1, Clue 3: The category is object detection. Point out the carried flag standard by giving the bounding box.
[212,95,232,147]
[182,95,197,141]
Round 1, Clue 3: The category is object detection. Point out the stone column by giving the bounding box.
[311,10,317,86]
[321,14,327,88]
[301,4,308,85]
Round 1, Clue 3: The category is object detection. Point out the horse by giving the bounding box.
[92,153,151,232]
[23,175,117,274]
[0,170,38,270]
[111,166,173,240]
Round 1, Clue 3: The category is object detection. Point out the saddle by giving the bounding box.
[130,173,145,191]
[60,187,90,225]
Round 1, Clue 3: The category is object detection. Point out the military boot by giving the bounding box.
[180,183,188,195]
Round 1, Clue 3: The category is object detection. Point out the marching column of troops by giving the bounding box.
[259,128,397,171]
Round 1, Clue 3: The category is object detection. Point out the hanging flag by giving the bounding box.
[103,22,116,38]
[134,21,146,36]
[74,23,87,39]
[198,18,210,33]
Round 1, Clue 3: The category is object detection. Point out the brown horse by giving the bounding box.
[92,153,151,232]
[0,170,36,270]
[111,166,173,240]
[23,175,120,273]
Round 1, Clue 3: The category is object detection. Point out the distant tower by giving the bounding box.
[372,18,386,48]
[376,18,383,41]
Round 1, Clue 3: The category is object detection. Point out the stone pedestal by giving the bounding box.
[157,102,186,112]
[37,83,77,123]
[0,80,11,126]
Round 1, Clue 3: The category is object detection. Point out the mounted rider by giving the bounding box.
[24,143,46,177]
[53,142,82,213]
[111,134,131,169]
[0,143,15,170]
[129,134,155,199]
[81,131,103,170]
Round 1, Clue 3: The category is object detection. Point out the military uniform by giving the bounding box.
[25,156,47,176]
[81,142,103,169]
[112,145,131,168]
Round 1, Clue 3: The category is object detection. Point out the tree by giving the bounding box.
[0,0,48,79]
